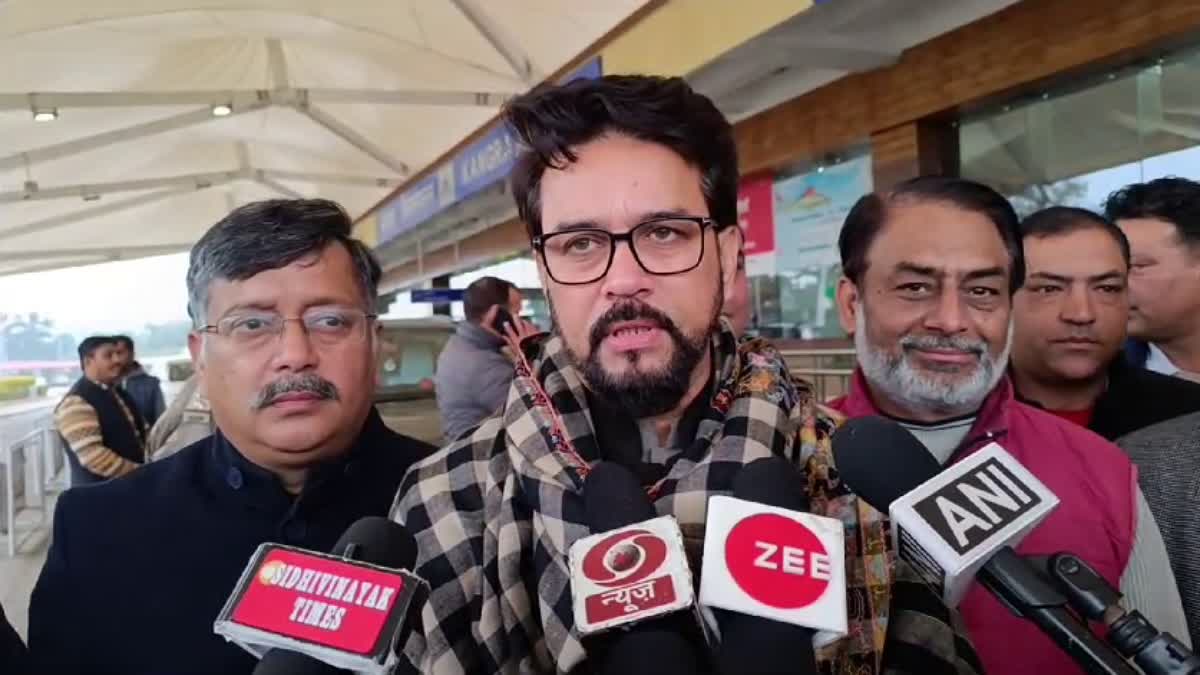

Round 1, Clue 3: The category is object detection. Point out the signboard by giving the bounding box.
[737,172,776,277]
[772,155,872,339]
[353,213,379,248]
[410,289,465,304]
[378,57,603,244]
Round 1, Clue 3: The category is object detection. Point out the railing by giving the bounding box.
[0,399,61,557]
[778,348,857,403]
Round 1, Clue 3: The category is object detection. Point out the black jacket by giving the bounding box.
[0,602,28,674]
[121,364,166,428]
[27,408,433,675]
[1017,357,1200,440]
[59,377,146,486]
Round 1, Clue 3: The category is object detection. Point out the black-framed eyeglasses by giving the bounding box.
[531,216,719,285]
[201,306,377,349]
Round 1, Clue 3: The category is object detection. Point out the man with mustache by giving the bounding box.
[828,177,1189,674]
[28,200,434,674]
[391,76,982,674]
[1010,207,1200,439]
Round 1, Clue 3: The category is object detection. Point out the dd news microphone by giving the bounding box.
[568,462,702,675]
[703,456,827,675]
[832,416,1139,675]
[214,516,428,675]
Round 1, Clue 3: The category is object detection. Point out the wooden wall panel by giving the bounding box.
[736,0,1200,175]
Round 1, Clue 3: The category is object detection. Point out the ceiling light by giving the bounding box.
[211,103,233,117]
[32,108,58,122]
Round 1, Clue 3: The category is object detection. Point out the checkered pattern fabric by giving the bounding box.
[391,324,981,674]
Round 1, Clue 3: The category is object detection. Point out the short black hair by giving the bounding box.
[504,74,738,240]
[1103,177,1200,247]
[838,175,1025,292]
[1020,206,1130,268]
[187,199,382,324]
[463,276,516,323]
[78,336,116,368]
[111,334,134,352]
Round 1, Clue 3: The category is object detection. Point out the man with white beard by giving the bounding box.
[827,176,1186,675]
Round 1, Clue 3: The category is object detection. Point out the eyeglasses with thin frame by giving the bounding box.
[531,216,719,285]
[200,306,377,349]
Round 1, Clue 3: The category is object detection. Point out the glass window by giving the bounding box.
[745,147,872,340]
[961,47,1200,217]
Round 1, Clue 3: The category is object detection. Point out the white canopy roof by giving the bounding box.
[0,0,647,277]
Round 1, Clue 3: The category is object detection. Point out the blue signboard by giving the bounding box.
[378,56,603,245]
[453,123,520,204]
[410,288,466,304]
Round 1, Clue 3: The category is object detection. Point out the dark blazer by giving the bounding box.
[1092,357,1200,440]
[27,408,433,675]
[1017,357,1200,440]
[0,601,28,674]
[1118,411,1200,648]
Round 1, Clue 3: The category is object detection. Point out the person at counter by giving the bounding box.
[28,199,434,675]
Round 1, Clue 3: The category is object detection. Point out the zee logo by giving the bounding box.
[726,514,832,609]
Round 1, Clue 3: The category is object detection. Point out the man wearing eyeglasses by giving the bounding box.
[391,75,981,674]
[28,200,435,675]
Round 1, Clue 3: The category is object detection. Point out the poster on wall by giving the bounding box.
[771,155,872,339]
[736,172,776,277]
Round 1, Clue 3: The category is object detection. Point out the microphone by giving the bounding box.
[1038,552,1200,675]
[831,416,1139,675]
[569,461,703,674]
[214,516,428,675]
[701,456,827,675]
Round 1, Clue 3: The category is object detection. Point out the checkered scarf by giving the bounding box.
[391,324,980,674]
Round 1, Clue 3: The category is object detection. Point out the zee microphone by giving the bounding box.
[831,416,1138,675]
[703,456,826,675]
[214,516,428,675]
[570,461,703,675]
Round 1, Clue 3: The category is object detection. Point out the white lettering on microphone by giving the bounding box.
[752,541,833,580]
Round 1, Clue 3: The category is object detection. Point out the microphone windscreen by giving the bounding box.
[584,461,656,532]
[330,516,418,570]
[599,628,701,675]
[830,416,940,512]
[731,456,808,511]
[252,648,347,674]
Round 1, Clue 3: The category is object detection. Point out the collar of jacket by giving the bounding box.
[456,320,505,350]
[840,367,1013,458]
[203,407,390,512]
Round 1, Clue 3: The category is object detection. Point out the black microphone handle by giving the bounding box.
[976,547,1138,675]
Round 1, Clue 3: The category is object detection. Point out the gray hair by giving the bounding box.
[186,199,382,325]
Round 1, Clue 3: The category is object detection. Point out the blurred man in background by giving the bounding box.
[1105,178,1200,381]
[146,372,212,461]
[54,335,146,486]
[29,199,434,675]
[434,275,536,441]
[112,335,166,427]
[1010,207,1200,439]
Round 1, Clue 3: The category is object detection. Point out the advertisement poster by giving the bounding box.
[771,155,872,339]
[736,172,776,277]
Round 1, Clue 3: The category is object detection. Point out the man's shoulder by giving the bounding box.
[55,439,207,529]
[368,420,437,473]
[392,416,506,518]
[1119,410,1200,452]
[1010,400,1131,464]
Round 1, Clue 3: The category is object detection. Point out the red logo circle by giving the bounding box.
[580,529,668,588]
[725,513,831,609]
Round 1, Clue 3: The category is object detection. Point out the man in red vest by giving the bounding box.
[827,176,1190,673]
